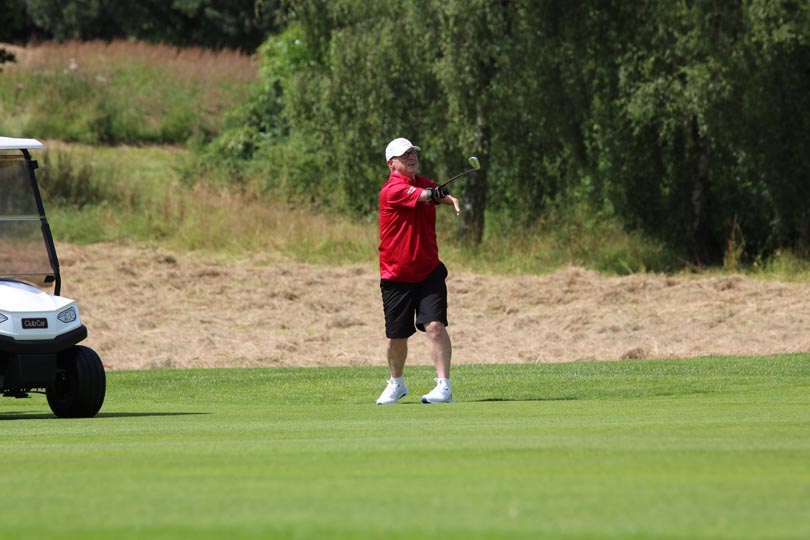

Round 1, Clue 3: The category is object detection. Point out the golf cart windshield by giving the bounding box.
[0,149,57,291]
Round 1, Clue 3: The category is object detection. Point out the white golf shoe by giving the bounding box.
[376,378,408,405]
[421,379,454,404]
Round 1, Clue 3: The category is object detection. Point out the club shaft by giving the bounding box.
[439,168,477,189]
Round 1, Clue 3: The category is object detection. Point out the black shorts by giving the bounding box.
[380,262,449,339]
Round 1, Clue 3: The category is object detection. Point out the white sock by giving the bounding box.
[392,376,405,386]
[437,377,450,388]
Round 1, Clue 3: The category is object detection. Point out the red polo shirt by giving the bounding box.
[379,171,440,282]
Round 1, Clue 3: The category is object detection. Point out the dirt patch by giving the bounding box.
[57,243,810,370]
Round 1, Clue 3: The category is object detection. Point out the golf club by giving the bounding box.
[439,156,480,189]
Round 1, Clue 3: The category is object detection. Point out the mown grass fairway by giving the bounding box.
[1,357,808,539]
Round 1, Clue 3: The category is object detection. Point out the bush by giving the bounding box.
[38,150,114,208]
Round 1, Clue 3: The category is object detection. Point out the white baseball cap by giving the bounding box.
[385,138,421,161]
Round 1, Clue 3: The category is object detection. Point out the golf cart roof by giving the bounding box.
[0,137,45,150]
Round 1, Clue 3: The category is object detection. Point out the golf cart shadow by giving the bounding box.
[0,411,210,421]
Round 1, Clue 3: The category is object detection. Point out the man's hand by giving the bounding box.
[423,186,459,215]
[443,194,461,216]
[425,186,450,201]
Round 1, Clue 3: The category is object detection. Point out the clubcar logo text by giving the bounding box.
[22,318,48,329]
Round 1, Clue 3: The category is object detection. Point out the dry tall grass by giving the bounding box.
[5,40,256,84]
[167,183,378,262]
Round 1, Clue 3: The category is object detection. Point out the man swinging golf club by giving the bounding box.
[377,137,461,405]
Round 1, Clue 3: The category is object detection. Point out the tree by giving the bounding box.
[735,0,810,255]
[18,0,280,51]
[270,0,451,213]
[432,0,507,243]
[597,0,810,264]
[219,0,810,264]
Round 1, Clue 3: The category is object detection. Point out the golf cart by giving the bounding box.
[0,136,105,418]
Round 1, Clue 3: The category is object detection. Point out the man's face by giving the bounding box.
[389,149,419,178]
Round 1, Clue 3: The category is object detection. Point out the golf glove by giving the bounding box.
[426,186,450,201]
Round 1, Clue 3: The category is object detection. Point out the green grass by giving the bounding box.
[41,143,195,244]
[1,356,808,539]
[0,41,255,145]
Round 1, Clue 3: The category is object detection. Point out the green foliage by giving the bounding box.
[41,144,188,244]
[590,0,810,264]
[2,357,809,538]
[757,250,810,281]
[38,150,128,208]
[209,0,810,266]
[0,0,32,42]
[14,0,280,51]
[7,0,810,269]
[196,23,320,187]
[0,44,252,145]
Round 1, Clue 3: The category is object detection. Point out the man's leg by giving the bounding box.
[377,337,409,405]
[387,337,408,378]
[424,321,451,378]
[379,278,416,405]
[421,321,453,403]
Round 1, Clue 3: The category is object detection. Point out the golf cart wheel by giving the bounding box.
[46,345,106,418]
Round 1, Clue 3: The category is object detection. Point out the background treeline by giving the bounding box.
[0,0,278,51]
[214,0,809,267]
[3,0,810,269]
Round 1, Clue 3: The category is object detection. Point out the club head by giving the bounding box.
[468,156,481,170]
